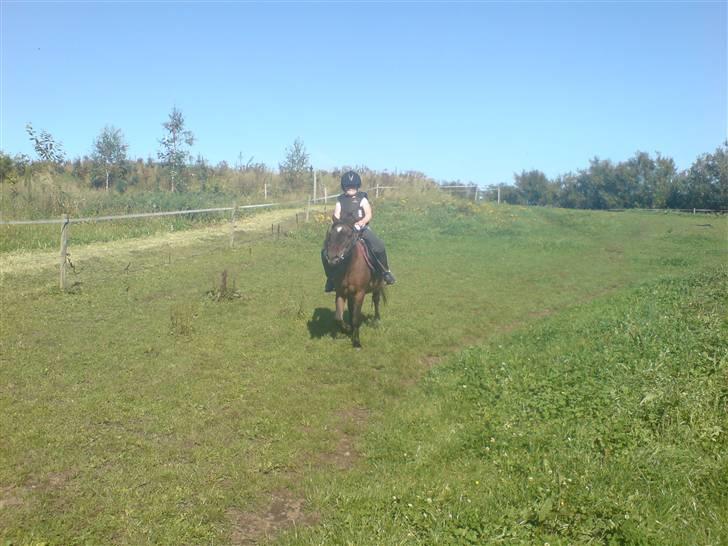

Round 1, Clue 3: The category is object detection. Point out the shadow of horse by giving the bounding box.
[307,307,379,340]
[307,307,337,339]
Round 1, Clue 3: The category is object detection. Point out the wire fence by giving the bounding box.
[0,187,400,291]
[0,183,402,226]
[6,183,720,292]
[0,201,286,226]
[607,208,727,214]
[60,210,307,285]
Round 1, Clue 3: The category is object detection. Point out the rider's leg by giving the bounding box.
[361,229,396,285]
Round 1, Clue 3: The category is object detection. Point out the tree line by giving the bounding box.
[486,145,727,211]
[2,108,326,196]
[1,106,726,211]
[0,108,439,218]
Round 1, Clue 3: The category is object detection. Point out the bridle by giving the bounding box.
[324,222,360,266]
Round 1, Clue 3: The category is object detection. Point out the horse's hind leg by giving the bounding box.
[372,290,382,322]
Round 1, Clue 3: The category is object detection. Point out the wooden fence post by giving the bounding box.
[229,202,237,249]
[376,183,380,198]
[306,196,311,222]
[59,214,69,291]
[324,186,328,213]
[313,169,317,203]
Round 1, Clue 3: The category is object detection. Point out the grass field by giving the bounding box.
[1,196,726,545]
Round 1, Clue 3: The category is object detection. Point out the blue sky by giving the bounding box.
[2,1,725,185]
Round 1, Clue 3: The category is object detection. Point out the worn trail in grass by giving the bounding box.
[0,204,319,275]
[1,199,725,544]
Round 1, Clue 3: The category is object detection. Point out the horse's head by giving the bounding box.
[324,218,359,267]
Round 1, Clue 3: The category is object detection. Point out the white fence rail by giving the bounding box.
[1,200,310,290]
[0,202,283,226]
[0,183,401,226]
[608,208,726,214]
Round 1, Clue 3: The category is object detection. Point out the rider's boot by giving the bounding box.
[374,250,396,285]
[324,277,335,292]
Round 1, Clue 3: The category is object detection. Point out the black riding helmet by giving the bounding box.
[341,170,362,192]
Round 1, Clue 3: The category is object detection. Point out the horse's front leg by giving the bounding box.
[335,293,350,334]
[349,291,366,348]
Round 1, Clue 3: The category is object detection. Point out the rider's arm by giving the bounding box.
[357,198,373,228]
[332,201,342,221]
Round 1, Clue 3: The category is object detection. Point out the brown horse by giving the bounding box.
[323,219,385,348]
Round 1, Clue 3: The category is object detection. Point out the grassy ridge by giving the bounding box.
[0,197,725,544]
[289,268,727,545]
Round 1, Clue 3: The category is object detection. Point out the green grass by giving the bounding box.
[288,268,727,545]
[0,197,725,544]
[0,214,232,253]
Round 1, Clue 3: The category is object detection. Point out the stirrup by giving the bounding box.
[383,271,396,285]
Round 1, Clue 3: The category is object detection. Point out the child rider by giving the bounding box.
[323,170,396,292]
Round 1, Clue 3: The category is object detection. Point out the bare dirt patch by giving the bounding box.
[528,307,554,319]
[398,354,445,388]
[227,489,320,545]
[229,407,369,544]
[317,407,370,471]
[0,486,24,509]
[421,355,444,369]
[0,470,74,510]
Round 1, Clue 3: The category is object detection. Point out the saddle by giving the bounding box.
[357,238,377,274]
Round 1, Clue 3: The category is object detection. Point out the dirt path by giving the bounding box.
[0,206,320,276]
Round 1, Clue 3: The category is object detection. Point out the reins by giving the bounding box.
[324,223,361,266]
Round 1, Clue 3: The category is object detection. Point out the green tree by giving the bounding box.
[157,107,195,192]
[279,138,310,192]
[498,183,523,205]
[553,173,585,209]
[513,169,554,205]
[193,154,212,192]
[681,142,727,210]
[25,123,65,165]
[91,126,128,192]
[0,152,16,184]
[575,158,623,209]
[649,154,678,209]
